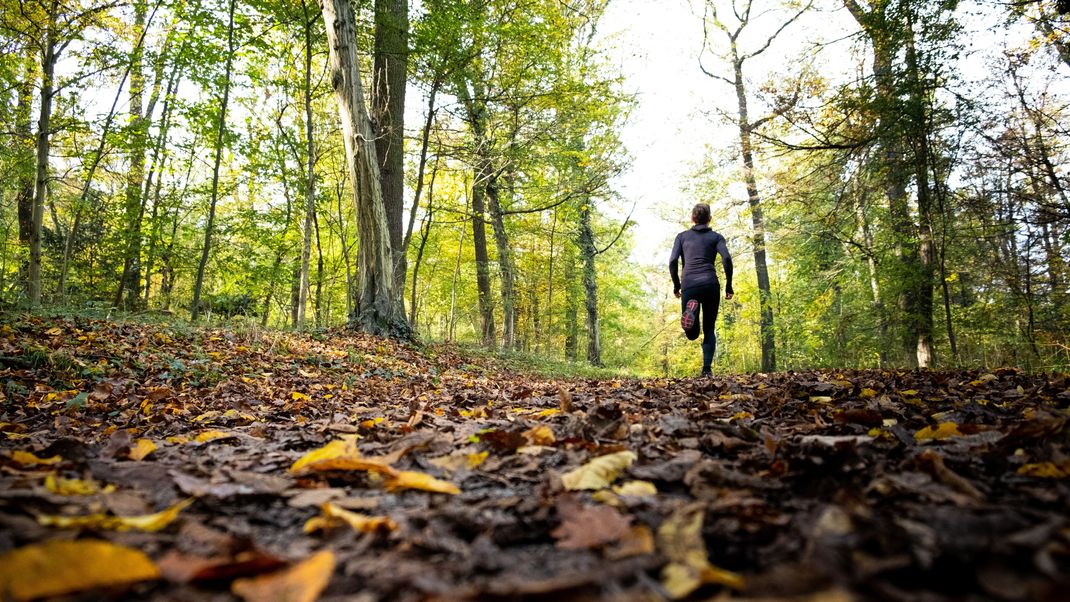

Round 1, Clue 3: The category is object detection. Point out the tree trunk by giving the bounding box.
[297,2,317,327]
[117,0,148,309]
[373,0,408,295]
[29,21,58,307]
[487,174,518,349]
[578,201,602,366]
[564,250,579,361]
[191,0,236,321]
[15,50,35,295]
[410,162,437,326]
[447,206,466,343]
[729,42,776,372]
[905,14,935,368]
[320,0,408,337]
[471,161,497,345]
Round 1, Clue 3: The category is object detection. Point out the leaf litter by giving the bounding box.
[0,315,1068,600]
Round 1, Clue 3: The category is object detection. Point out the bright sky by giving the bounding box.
[594,0,860,266]
[592,0,1039,268]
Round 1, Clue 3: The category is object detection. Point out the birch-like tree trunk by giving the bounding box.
[320,0,408,337]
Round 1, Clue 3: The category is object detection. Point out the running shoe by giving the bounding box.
[681,299,698,330]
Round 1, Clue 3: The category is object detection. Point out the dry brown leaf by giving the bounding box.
[551,501,631,550]
[231,550,334,602]
[523,425,556,446]
[0,539,159,600]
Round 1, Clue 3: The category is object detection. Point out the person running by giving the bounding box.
[669,202,733,377]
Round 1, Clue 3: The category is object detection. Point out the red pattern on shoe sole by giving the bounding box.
[681,299,698,330]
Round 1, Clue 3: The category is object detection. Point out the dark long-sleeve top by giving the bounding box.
[669,224,733,295]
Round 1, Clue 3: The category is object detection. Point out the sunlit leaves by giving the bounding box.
[0,540,159,600]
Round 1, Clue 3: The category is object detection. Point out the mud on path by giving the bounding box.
[1,315,1068,600]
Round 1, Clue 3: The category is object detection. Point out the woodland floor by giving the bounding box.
[0,314,1068,601]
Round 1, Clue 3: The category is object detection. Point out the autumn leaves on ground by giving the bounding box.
[0,315,1068,601]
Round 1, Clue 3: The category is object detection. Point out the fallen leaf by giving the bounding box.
[914,422,963,441]
[0,539,159,600]
[45,473,114,496]
[195,430,236,443]
[1017,461,1070,479]
[658,503,744,598]
[384,470,460,494]
[560,451,637,490]
[523,425,556,446]
[128,438,157,461]
[8,450,62,466]
[606,524,656,560]
[613,480,657,496]
[37,498,193,532]
[303,502,397,534]
[232,550,334,602]
[552,501,631,549]
[289,437,393,475]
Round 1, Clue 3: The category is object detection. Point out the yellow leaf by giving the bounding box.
[1017,462,1070,479]
[8,450,62,466]
[291,391,310,401]
[728,411,753,421]
[969,373,998,386]
[384,470,460,494]
[194,430,235,443]
[861,388,877,398]
[523,425,556,446]
[533,408,561,418]
[467,451,489,469]
[613,480,657,497]
[45,473,113,496]
[166,435,190,444]
[303,502,397,534]
[592,490,622,507]
[0,539,159,600]
[45,327,63,336]
[914,422,963,441]
[289,437,392,475]
[37,499,193,532]
[900,389,920,397]
[658,503,743,598]
[561,451,637,491]
[128,438,157,461]
[232,550,334,602]
[809,396,833,404]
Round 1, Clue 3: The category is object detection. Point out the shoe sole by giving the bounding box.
[681,300,698,330]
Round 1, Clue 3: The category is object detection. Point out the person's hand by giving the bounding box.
[674,290,681,299]
[725,292,734,300]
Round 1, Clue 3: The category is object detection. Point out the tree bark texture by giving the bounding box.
[15,51,35,294]
[29,15,58,307]
[578,201,602,366]
[373,0,408,295]
[297,3,317,327]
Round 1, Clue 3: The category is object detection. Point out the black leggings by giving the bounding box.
[681,283,720,344]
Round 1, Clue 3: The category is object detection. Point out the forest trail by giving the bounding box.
[0,315,1067,601]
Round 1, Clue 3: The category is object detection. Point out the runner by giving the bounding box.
[668,202,734,377]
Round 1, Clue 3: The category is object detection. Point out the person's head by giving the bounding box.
[691,203,711,225]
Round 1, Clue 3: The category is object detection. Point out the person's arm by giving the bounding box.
[717,236,733,297]
[669,234,683,296]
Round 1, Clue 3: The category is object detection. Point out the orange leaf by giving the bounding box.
[384,470,460,494]
[232,550,334,602]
